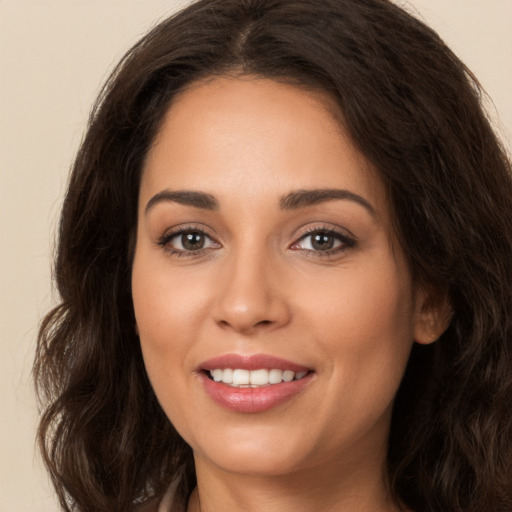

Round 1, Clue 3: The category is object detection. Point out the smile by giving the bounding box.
[199,354,314,412]
[208,368,309,387]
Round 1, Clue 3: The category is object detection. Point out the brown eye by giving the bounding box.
[181,231,205,251]
[296,231,342,252]
[291,228,355,255]
[310,233,335,250]
[159,228,220,256]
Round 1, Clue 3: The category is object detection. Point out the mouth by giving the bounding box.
[205,368,309,387]
[198,354,314,412]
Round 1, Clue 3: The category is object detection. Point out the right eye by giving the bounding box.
[158,228,220,256]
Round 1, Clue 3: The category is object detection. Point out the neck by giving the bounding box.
[187,454,401,512]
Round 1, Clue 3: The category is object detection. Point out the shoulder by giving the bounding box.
[133,473,185,512]
[132,498,160,512]
[132,498,185,512]
[132,502,157,512]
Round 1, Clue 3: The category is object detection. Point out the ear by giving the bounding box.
[413,285,453,345]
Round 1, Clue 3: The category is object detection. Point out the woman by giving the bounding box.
[34,0,512,511]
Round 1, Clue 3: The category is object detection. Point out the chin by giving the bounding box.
[187,422,318,477]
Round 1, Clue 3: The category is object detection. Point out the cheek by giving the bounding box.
[131,245,224,426]
[132,247,211,342]
[132,256,206,435]
[299,257,416,411]
[132,249,197,379]
[300,261,413,328]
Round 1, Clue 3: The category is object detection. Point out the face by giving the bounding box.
[132,76,431,480]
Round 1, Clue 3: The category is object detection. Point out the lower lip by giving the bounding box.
[200,373,313,413]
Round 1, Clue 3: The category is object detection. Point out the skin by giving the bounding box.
[132,76,445,512]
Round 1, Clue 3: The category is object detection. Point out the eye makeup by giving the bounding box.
[155,221,357,261]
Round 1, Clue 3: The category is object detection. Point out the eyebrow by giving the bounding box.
[145,187,375,216]
[145,190,219,214]
[279,189,376,215]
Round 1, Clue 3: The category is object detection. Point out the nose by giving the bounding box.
[212,249,291,335]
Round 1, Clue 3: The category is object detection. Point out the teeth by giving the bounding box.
[268,369,283,384]
[208,368,308,387]
[232,369,250,386]
[222,368,233,384]
[282,370,294,382]
[250,369,269,386]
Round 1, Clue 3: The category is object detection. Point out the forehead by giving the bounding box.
[140,76,388,217]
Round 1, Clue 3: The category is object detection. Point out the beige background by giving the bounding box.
[1,1,511,510]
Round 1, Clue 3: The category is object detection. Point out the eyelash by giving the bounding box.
[291,225,356,258]
[157,226,219,258]
[156,225,356,258]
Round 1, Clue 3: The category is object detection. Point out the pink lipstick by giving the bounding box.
[198,354,313,413]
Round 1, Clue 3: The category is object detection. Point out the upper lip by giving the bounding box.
[199,353,311,372]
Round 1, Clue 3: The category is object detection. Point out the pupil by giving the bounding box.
[312,233,334,250]
[182,232,204,250]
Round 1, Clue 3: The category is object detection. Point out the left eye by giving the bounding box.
[292,230,351,252]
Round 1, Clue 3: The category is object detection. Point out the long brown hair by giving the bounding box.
[34,1,512,510]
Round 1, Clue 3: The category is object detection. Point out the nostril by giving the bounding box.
[217,318,273,331]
